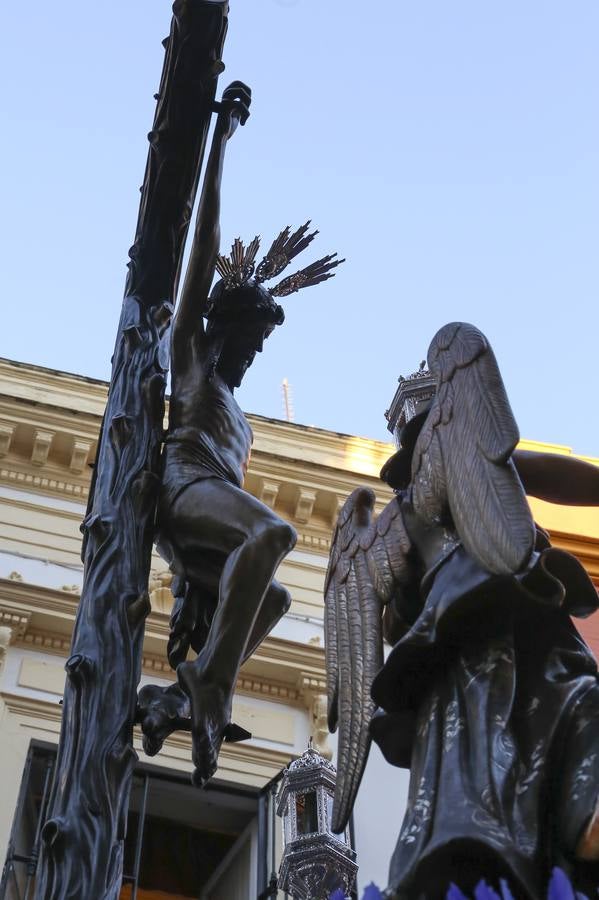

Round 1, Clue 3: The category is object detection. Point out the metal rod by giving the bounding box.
[257,788,268,895]
[130,774,150,900]
[282,378,294,422]
[23,757,55,900]
[0,746,35,898]
[349,813,359,900]
[269,783,277,880]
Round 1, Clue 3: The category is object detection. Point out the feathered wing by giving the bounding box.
[324,488,411,833]
[411,322,535,575]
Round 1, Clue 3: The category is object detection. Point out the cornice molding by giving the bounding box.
[0,461,89,501]
[0,359,395,529]
[0,578,325,707]
[18,628,304,704]
[0,357,395,472]
[0,442,392,547]
[0,579,81,620]
[1,359,596,472]
[0,359,108,418]
[296,532,332,554]
[0,607,30,640]
[0,440,391,532]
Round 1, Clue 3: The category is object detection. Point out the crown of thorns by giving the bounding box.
[214,222,344,298]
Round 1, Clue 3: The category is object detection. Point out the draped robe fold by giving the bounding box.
[371,535,599,899]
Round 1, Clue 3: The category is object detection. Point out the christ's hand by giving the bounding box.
[217,80,251,140]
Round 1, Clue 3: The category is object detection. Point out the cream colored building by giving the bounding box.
[0,358,596,899]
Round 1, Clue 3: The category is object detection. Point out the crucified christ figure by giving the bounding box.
[138,80,342,786]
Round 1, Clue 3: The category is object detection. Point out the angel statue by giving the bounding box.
[137,81,342,786]
[325,321,599,899]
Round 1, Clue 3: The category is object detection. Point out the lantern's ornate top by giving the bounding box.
[276,739,358,899]
[385,360,436,443]
[277,741,337,819]
[288,743,336,773]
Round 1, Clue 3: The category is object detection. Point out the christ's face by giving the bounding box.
[217,322,273,388]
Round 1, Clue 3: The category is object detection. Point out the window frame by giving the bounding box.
[2,741,357,900]
[1,741,261,900]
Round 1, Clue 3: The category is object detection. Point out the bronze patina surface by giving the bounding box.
[326,322,599,898]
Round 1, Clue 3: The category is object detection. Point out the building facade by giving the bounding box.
[0,358,597,898]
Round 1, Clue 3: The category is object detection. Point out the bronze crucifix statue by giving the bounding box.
[138,81,342,787]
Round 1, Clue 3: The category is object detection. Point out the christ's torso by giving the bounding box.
[167,338,253,488]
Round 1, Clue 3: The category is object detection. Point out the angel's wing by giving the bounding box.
[411,321,535,575]
[324,488,411,834]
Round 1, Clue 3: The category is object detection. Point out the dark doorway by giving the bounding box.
[1,742,258,900]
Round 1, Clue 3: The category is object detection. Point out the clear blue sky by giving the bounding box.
[1,1,597,455]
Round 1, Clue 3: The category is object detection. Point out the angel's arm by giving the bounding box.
[514,449,599,507]
[173,82,251,347]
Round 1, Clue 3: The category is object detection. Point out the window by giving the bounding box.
[2,743,354,899]
[0,744,54,900]
[1,743,260,900]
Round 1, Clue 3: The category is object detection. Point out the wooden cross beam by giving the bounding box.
[35,3,229,897]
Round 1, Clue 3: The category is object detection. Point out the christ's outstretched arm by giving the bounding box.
[173,81,251,347]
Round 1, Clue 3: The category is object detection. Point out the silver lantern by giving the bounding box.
[276,743,358,899]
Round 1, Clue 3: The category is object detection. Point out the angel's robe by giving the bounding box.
[370,528,599,899]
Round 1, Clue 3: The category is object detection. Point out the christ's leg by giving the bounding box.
[242,579,291,662]
[138,576,291,758]
[137,580,291,756]
[163,478,296,784]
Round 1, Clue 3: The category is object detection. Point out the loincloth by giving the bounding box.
[159,427,243,511]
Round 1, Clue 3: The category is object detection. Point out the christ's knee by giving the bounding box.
[268,582,292,618]
[280,585,292,616]
[258,520,296,559]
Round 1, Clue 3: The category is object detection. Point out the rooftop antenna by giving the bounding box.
[282,378,294,422]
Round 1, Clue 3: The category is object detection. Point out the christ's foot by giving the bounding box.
[137,683,191,757]
[177,661,232,787]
